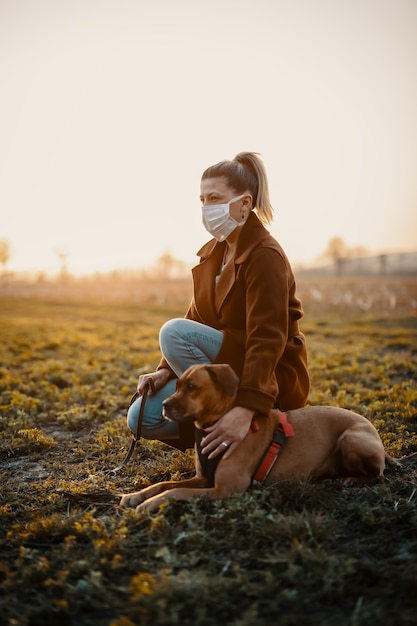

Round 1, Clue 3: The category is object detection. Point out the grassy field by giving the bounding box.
[1,276,417,626]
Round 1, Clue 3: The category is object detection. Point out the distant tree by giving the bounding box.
[0,239,11,273]
[321,236,348,275]
[54,249,69,280]
[154,251,186,278]
[348,245,369,259]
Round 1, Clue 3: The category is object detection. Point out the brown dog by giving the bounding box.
[120,363,394,513]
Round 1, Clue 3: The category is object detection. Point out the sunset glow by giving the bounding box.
[1,0,416,276]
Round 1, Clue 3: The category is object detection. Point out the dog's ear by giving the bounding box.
[206,364,239,397]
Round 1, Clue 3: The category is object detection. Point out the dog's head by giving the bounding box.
[162,364,239,429]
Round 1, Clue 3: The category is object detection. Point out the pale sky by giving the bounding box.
[1,0,416,275]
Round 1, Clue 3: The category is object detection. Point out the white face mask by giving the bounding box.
[202,195,245,241]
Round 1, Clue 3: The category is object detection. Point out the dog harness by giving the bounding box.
[250,411,295,484]
[194,411,295,488]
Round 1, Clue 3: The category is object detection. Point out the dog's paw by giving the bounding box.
[119,491,146,508]
[135,493,170,514]
[343,474,383,486]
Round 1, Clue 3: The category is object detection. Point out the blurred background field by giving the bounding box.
[1,270,416,314]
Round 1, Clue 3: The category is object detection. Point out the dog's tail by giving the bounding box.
[385,451,417,468]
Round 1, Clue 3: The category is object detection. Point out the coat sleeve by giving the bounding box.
[233,245,291,414]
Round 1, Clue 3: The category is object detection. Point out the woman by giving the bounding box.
[128,152,310,460]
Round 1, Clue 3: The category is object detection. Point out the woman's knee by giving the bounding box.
[159,318,184,346]
[159,318,188,359]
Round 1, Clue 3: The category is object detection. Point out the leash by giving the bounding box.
[55,381,155,506]
[107,378,155,473]
[55,490,122,503]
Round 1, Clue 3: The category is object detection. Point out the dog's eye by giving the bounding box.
[186,383,197,392]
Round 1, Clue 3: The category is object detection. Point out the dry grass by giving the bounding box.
[0,276,416,625]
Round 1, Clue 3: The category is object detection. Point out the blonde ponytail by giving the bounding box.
[234,152,273,224]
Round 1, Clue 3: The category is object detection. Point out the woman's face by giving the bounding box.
[200,177,248,223]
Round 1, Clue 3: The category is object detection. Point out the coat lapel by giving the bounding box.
[214,257,237,312]
[192,241,224,326]
[192,213,271,321]
[214,213,270,312]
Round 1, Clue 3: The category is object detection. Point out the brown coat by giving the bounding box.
[160,212,310,416]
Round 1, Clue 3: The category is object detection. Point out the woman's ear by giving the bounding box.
[243,193,253,210]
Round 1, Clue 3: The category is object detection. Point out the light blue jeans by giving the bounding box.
[127,319,223,440]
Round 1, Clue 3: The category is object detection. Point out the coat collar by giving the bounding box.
[193,212,271,317]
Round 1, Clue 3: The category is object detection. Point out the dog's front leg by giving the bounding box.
[135,475,252,513]
[119,481,179,509]
[120,476,208,510]
[136,484,221,513]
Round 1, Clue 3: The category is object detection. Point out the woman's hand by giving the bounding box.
[200,406,255,460]
[137,368,174,395]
